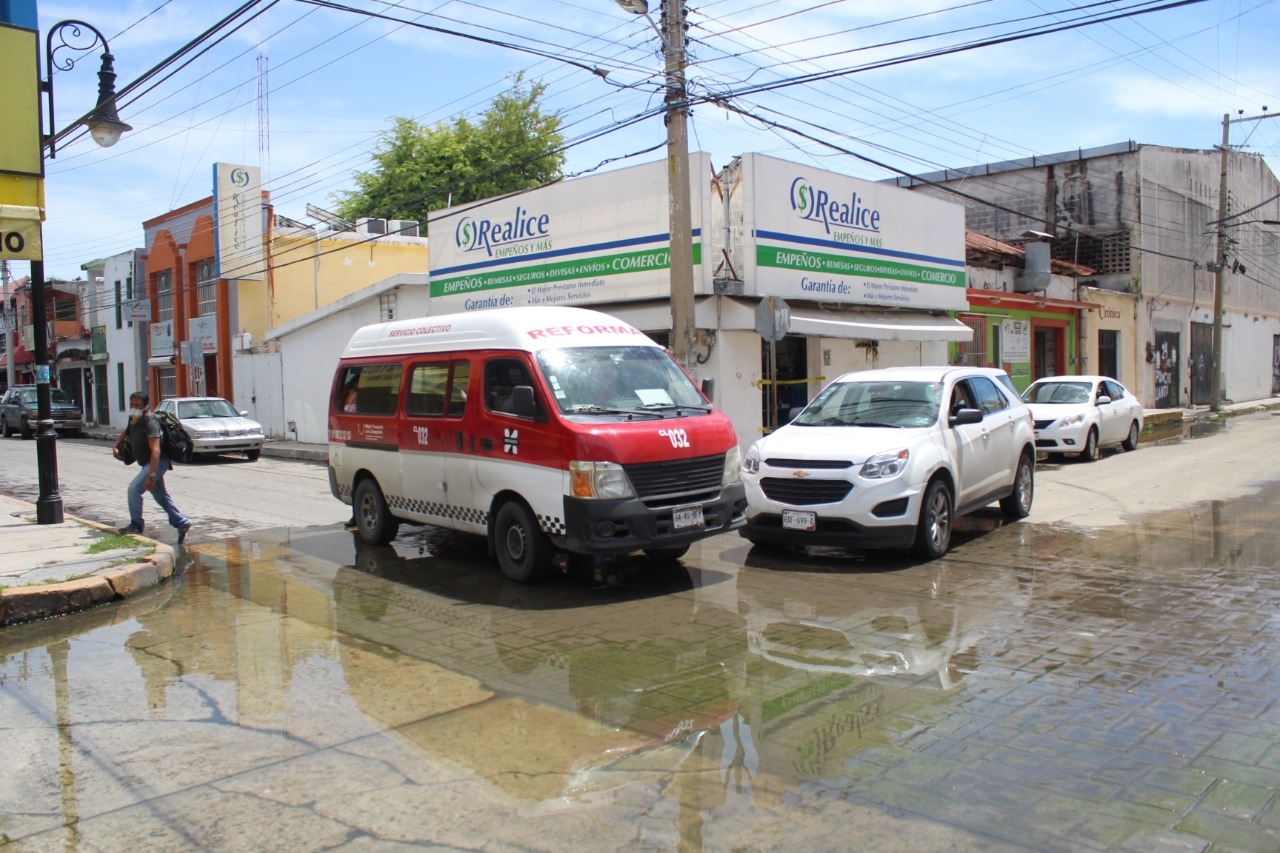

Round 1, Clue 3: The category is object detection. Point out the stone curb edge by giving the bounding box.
[0,521,177,628]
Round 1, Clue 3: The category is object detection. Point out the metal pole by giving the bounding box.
[1210,113,1229,413]
[30,251,64,524]
[662,0,696,375]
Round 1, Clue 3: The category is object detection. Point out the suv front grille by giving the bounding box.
[760,477,853,506]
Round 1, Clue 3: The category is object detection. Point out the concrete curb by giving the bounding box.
[0,523,176,628]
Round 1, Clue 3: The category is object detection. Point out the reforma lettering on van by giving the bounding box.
[525,324,646,341]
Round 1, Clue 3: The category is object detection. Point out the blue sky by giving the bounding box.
[23,0,1280,283]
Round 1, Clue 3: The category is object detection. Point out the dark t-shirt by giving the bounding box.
[126,413,163,466]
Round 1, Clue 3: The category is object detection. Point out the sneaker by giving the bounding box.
[177,521,192,544]
[118,523,144,535]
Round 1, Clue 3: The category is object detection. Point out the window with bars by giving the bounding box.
[155,270,173,322]
[1051,230,1131,274]
[196,259,217,317]
[1098,330,1119,380]
[379,292,397,322]
[956,314,992,366]
[155,366,177,402]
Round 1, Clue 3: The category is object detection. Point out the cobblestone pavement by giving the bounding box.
[2,482,1279,851]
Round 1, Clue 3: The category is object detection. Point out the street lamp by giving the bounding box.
[615,0,698,374]
[25,20,132,525]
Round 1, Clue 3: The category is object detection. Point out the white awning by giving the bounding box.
[721,298,972,343]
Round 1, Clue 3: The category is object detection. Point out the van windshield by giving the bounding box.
[536,346,708,415]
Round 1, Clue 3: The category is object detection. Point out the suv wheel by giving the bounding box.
[912,479,953,560]
[1000,452,1034,519]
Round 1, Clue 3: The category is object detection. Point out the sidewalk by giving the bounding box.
[4,397,1279,628]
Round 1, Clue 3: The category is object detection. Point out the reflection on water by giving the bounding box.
[4,489,1280,850]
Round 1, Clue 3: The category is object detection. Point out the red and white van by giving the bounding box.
[328,306,747,581]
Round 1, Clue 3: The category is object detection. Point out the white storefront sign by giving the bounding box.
[213,163,265,281]
[189,315,218,354]
[150,321,174,358]
[428,154,714,312]
[739,153,967,311]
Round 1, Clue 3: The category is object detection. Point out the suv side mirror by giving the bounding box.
[949,407,983,426]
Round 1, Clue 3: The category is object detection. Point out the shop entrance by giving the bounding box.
[1033,321,1067,380]
[761,335,808,431]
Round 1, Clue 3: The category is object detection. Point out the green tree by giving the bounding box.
[334,77,565,230]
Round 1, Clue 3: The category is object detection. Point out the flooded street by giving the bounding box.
[4,465,1280,849]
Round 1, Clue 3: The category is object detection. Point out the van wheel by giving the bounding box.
[644,545,690,562]
[912,479,953,560]
[493,501,552,583]
[1000,453,1035,519]
[354,479,399,546]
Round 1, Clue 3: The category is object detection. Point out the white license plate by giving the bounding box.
[672,504,705,530]
[782,509,816,531]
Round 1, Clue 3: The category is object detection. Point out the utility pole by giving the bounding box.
[1210,109,1280,413]
[662,0,697,376]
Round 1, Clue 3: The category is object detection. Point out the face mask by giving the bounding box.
[129,408,143,420]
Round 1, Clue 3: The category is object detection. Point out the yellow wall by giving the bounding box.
[269,232,429,329]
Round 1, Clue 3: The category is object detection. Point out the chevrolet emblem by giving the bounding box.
[792,470,811,478]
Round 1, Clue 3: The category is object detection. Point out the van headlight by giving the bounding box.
[570,460,635,500]
[861,448,909,479]
[723,445,742,484]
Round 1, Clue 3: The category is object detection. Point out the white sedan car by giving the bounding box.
[1021,375,1143,461]
[153,396,266,461]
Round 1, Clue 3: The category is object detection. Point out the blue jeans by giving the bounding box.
[127,457,189,531]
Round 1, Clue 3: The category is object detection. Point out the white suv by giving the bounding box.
[741,366,1035,559]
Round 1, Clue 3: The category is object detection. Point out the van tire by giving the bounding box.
[354,479,399,546]
[493,500,552,583]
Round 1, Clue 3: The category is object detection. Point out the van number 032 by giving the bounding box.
[658,428,689,448]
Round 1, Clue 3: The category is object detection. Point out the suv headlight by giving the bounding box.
[570,460,635,500]
[742,443,761,475]
[861,448,909,479]
[723,445,742,485]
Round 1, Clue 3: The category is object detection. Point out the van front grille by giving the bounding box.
[624,454,724,505]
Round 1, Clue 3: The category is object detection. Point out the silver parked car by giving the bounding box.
[153,396,265,461]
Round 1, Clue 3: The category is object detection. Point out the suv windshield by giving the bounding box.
[793,380,941,428]
[535,346,707,415]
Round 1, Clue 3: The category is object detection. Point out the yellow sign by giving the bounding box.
[0,174,44,208]
[0,204,43,261]
[0,25,42,177]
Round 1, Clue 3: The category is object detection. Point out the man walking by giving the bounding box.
[112,391,192,543]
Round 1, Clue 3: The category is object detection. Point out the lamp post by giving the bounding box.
[26,20,132,524]
[616,0,698,374]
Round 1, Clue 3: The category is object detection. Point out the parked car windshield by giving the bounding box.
[793,380,941,428]
[177,399,240,419]
[12,389,73,405]
[535,346,707,414]
[1023,382,1092,404]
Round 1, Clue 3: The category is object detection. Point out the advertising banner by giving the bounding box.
[742,153,967,311]
[428,154,713,312]
[213,163,265,281]
[150,321,174,358]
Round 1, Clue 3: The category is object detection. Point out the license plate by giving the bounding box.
[782,509,816,531]
[672,504,705,530]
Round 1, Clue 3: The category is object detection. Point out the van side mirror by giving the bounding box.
[701,378,715,402]
[511,385,537,419]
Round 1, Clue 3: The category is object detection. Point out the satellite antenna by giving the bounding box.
[306,203,354,232]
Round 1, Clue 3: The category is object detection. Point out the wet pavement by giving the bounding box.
[4,473,1280,853]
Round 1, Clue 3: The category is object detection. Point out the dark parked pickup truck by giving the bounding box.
[0,385,84,438]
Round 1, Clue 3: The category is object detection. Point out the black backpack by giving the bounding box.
[153,411,194,463]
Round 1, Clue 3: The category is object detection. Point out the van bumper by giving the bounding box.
[560,483,748,555]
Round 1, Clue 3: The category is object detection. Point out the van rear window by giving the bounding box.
[336,363,402,415]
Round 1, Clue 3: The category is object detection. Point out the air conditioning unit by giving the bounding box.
[388,219,420,237]
[233,332,253,352]
[356,218,387,235]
